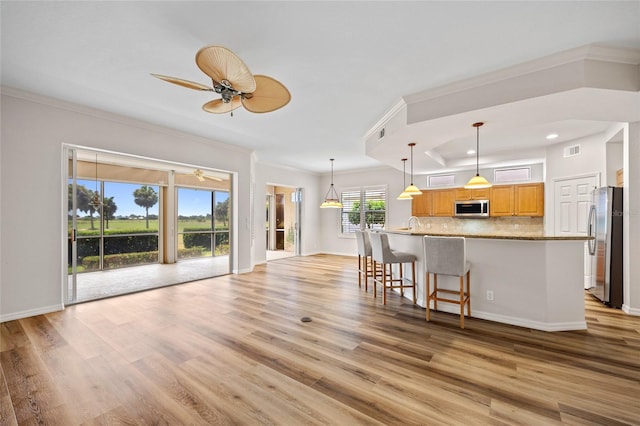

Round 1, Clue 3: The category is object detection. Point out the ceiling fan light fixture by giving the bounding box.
[320,159,343,209]
[403,143,422,195]
[153,45,290,115]
[89,153,102,210]
[464,122,492,189]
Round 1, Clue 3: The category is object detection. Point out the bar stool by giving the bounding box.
[355,230,375,291]
[369,232,417,305]
[423,236,471,328]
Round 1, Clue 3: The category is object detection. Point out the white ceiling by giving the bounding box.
[2,1,639,173]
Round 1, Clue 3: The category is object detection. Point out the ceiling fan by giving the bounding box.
[192,169,222,182]
[151,45,291,115]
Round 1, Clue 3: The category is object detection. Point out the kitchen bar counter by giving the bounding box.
[379,229,589,331]
[385,228,591,241]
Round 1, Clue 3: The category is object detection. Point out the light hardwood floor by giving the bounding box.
[2,254,639,425]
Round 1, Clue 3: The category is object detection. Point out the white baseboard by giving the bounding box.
[423,303,587,331]
[0,304,64,323]
[622,304,640,316]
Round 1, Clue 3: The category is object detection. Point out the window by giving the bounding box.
[428,174,455,187]
[494,167,531,183]
[69,180,160,272]
[177,188,230,260]
[340,186,386,234]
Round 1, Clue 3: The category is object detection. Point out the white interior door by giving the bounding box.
[554,174,599,289]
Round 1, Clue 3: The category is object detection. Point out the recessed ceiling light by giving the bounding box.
[546,133,559,140]
[467,149,476,155]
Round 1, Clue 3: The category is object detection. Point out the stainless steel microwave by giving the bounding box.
[454,200,489,218]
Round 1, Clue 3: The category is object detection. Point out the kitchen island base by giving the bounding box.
[383,231,589,332]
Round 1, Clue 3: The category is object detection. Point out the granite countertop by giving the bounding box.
[383,228,592,241]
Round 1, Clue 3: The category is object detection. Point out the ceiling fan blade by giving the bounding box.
[196,45,256,93]
[241,75,291,113]
[202,97,242,114]
[150,73,213,91]
[193,169,206,181]
[193,168,223,182]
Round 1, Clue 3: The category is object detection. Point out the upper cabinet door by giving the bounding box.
[455,188,490,200]
[411,191,432,216]
[432,189,455,216]
[514,183,544,216]
[490,185,515,216]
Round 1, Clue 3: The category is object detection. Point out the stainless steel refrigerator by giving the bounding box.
[588,187,623,308]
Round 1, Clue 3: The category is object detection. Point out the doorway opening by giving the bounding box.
[265,185,301,261]
[65,145,232,304]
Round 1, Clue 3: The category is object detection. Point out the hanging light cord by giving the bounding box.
[475,124,480,176]
[402,158,407,187]
[409,143,416,185]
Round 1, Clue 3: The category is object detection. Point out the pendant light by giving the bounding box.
[89,153,102,210]
[403,142,422,195]
[397,158,413,200]
[464,122,492,189]
[320,158,343,208]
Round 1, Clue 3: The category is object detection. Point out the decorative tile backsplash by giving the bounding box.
[409,216,544,236]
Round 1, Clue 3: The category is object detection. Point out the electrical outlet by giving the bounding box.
[486,290,494,301]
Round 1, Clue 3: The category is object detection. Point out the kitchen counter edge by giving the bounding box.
[382,228,592,241]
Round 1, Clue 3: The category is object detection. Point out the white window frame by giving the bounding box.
[340,185,387,235]
[494,166,531,184]
[427,174,456,188]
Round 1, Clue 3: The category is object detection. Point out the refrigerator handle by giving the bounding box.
[588,205,596,255]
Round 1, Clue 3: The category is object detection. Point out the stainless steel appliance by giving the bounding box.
[587,187,623,308]
[454,200,489,218]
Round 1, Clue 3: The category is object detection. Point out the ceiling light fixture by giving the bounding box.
[546,133,559,140]
[403,143,422,195]
[397,158,413,200]
[467,149,476,155]
[89,153,102,210]
[464,122,492,189]
[320,158,343,209]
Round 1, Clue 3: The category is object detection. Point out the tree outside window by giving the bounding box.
[340,186,386,233]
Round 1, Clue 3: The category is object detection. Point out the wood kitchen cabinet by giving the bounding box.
[411,190,432,216]
[455,187,490,200]
[432,189,455,216]
[490,183,544,217]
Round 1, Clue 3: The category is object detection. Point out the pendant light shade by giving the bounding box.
[403,143,422,195]
[320,158,343,208]
[397,158,413,200]
[464,122,492,189]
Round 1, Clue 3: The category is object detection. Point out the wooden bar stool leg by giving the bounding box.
[426,272,431,322]
[433,274,438,311]
[373,260,377,298]
[358,254,362,288]
[460,276,465,329]
[382,264,388,305]
[467,270,471,317]
[399,263,404,297]
[411,261,416,304]
[363,255,368,292]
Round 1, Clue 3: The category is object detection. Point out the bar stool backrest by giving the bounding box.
[355,230,372,257]
[369,231,393,264]
[424,236,468,277]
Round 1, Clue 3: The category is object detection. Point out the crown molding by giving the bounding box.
[404,44,640,105]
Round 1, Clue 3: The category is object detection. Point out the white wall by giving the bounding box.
[0,89,253,321]
[320,166,412,256]
[420,163,544,189]
[544,132,608,232]
[606,140,623,186]
[254,162,322,263]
